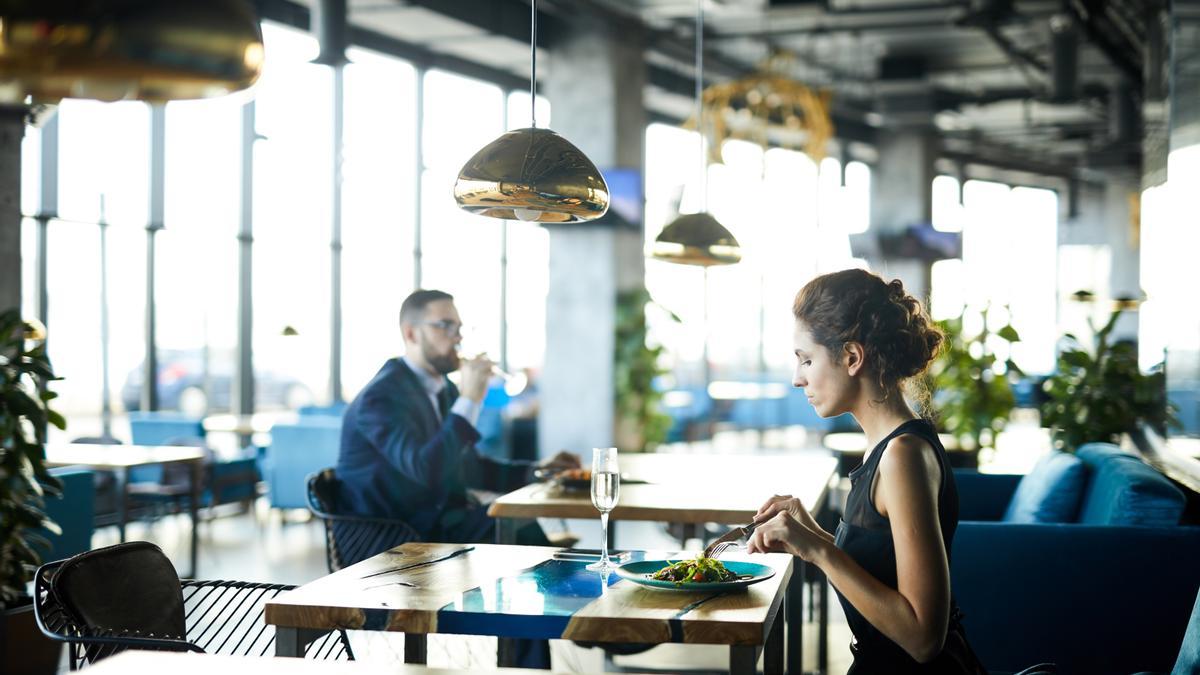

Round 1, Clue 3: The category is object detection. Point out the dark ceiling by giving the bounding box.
[270,0,1166,181]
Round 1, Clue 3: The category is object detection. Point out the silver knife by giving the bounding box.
[702,522,757,558]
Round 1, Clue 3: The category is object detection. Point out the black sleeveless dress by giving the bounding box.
[832,419,987,674]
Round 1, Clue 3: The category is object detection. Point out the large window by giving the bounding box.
[1141,144,1200,378]
[251,22,333,404]
[930,178,1058,374]
[47,101,150,431]
[644,123,867,383]
[419,69,505,358]
[340,46,418,396]
[157,94,243,414]
[20,125,40,319]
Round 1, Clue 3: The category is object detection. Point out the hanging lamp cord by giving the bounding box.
[530,0,538,128]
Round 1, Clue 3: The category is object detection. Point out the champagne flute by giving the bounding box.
[586,447,620,572]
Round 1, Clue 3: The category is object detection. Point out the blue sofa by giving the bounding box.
[951,445,1200,674]
[262,417,343,510]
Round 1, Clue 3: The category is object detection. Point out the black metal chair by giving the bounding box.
[306,468,422,572]
[33,541,353,669]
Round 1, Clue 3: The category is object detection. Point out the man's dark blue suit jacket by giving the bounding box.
[336,358,533,538]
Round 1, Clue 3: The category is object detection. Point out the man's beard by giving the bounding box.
[425,347,460,375]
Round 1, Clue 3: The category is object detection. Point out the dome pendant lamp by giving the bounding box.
[453,0,609,224]
[0,0,264,104]
[649,0,741,267]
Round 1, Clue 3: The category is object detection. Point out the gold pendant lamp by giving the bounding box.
[453,0,609,224]
[0,0,264,104]
[648,0,741,267]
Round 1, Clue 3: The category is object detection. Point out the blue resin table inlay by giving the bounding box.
[439,554,645,638]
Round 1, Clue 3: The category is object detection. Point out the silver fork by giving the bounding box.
[702,522,758,558]
[706,540,745,559]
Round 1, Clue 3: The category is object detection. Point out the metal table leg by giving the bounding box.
[116,467,129,543]
[275,627,324,657]
[818,569,829,673]
[787,560,805,675]
[765,604,785,674]
[497,637,518,667]
[730,644,760,675]
[187,459,200,578]
[496,517,519,545]
[405,633,428,664]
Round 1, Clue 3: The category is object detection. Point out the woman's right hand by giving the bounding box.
[755,494,820,533]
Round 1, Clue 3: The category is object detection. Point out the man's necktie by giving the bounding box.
[437,385,453,421]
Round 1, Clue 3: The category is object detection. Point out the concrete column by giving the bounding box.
[539,15,646,457]
[0,108,23,312]
[864,129,939,301]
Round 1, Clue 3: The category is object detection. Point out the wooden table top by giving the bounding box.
[44,443,206,469]
[488,453,837,523]
[78,650,604,674]
[265,542,793,647]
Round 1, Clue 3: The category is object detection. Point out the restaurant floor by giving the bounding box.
[80,464,854,674]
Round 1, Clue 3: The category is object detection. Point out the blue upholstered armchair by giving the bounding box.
[128,411,258,511]
[262,417,343,510]
[950,444,1200,674]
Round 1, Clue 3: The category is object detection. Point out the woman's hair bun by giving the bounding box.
[793,269,944,390]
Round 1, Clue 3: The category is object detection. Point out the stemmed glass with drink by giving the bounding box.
[586,447,620,573]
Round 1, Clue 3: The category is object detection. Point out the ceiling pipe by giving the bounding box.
[1108,78,1137,143]
[1065,0,1142,88]
[767,1,968,14]
[311,0,349,66]
[1049,14,1079,102]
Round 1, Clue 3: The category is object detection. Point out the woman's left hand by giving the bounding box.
[747,511,829,563]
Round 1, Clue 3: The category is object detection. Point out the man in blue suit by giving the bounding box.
[337,289,578,546]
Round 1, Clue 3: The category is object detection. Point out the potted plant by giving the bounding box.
[929,305,1022,465]
[1,309,66,673]
[1040,307,1176,451]
[613,289,678,452]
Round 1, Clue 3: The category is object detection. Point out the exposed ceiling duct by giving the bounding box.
[1050,14,1080,102]
[311,0,349,66]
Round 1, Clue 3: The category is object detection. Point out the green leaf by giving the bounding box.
[1059,350,1092,369]
[0,309,68,607]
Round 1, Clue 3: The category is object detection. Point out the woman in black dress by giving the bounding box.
[747,268,987,673]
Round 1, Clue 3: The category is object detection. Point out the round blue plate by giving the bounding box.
[615,559,776,591]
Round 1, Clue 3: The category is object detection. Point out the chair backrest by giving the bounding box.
[36,542,354,666]
[52,541,187,640]
[298,402,348,418]
[307,468,421,572]
[127,413,207,483]
[127,412,206,445]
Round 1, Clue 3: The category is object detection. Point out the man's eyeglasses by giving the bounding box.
[420,319,463,337]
